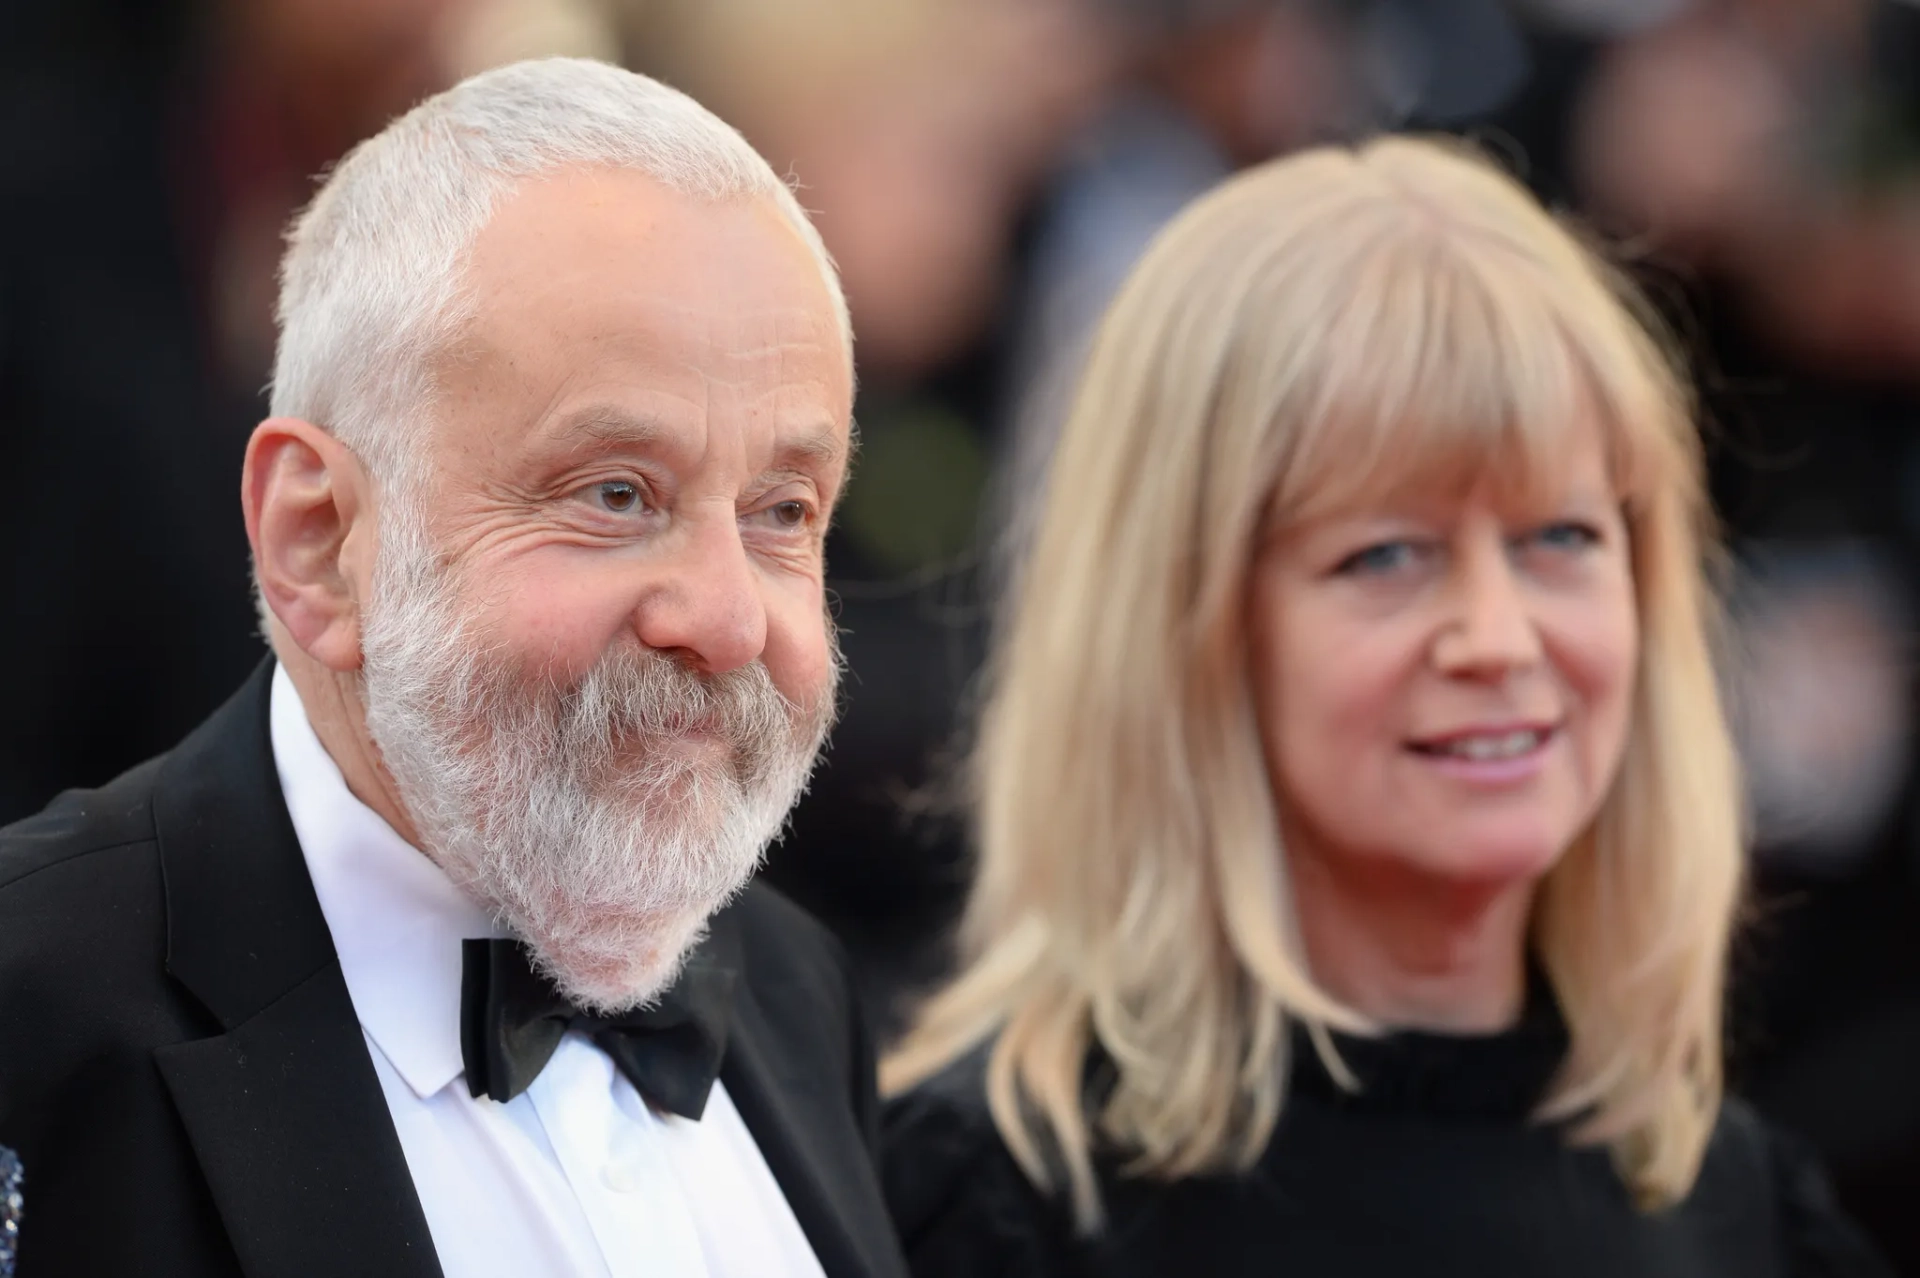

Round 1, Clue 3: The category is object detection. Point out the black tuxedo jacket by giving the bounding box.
[0,662,910,1278]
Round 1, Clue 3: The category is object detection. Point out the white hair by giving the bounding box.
[269,56,849,491]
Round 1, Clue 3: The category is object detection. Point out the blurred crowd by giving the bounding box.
[5,0,1920,1265]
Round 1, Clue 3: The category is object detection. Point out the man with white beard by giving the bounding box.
[0,59,909,1278]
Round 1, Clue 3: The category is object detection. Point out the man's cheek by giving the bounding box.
[759,624,830,706]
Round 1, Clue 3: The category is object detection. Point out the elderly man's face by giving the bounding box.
[354,169,851,1010]
[429,167,850,708]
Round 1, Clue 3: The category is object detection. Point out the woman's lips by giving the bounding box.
[1405,723,1559,784]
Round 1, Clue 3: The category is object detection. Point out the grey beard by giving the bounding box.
[356,505,838,1012]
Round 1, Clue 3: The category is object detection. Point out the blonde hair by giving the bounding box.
[883,136,1744,1231]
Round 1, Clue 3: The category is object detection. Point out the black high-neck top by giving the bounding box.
[882,988,1892,1278]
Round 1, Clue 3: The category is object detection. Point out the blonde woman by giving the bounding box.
[880,137,1890,1277]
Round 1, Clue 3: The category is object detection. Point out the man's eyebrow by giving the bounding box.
[538,404,849,475]
[544,406,672,450]
[771,423,849,473]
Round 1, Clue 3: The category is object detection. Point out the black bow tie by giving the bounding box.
[459,931,737,1119]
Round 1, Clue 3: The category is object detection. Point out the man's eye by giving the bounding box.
[595,481,644,513]
[750,499,812,531]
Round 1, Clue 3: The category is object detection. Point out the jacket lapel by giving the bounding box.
[720,926,905,1278]
[151,663,442,1278]
[155,971,443,1278]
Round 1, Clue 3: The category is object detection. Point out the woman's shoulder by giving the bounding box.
[882,1047,1075,1278]
[1696,1098,1893,1277]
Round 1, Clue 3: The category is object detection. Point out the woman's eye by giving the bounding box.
[1334,541,1420,577]
[594,481,645,514]
[1526,522,1601,553]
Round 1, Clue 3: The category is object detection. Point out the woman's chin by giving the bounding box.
[1403,828,1573,891]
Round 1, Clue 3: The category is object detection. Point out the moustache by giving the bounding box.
[541,645,818,783]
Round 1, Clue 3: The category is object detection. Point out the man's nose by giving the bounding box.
[1431,537,1543,678]
[631,518,768,675]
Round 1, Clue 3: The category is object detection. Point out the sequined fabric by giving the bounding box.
[0,1143,20,1277]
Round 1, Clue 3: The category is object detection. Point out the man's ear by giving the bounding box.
[242,418,376,672]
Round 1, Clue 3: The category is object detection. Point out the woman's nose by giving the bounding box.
[1431,534,1542,679]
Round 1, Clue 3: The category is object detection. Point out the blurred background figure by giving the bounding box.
[0,0,475,822]
[1571,5,1920,1261]
[3,0,1918,1265]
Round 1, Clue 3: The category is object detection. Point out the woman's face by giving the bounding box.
[1248,414,1638,892]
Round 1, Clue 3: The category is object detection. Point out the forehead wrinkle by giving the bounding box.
[680,326,843,401]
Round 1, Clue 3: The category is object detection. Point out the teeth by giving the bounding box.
[1438,730,1542,760]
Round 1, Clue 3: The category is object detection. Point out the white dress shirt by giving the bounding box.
[269,665,828,1278]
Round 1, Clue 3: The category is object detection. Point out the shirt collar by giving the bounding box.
[269,663,507,1100]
